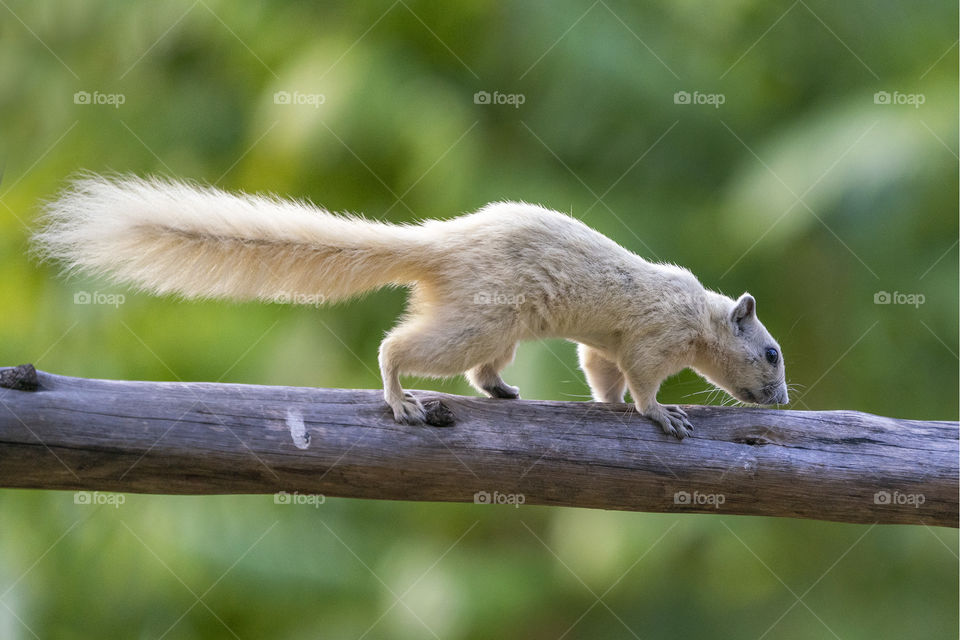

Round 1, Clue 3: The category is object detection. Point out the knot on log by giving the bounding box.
[0,364,38,391]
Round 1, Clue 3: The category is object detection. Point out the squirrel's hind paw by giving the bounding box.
[389,393,455,427]
[485,383,520,399]
[391,393,428,424]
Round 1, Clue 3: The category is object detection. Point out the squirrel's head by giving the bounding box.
[695,292,789,406]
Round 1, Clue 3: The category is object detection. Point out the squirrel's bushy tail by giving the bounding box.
[33,175,429,303]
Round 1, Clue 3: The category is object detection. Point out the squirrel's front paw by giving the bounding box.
[391,392,427,424]
[643,403,693,440]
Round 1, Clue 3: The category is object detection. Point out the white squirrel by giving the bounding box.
[33,175,789,439]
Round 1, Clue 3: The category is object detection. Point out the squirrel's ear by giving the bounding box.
[730,293,756,333]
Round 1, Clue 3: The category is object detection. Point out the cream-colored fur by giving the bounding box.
[34,175,789,439]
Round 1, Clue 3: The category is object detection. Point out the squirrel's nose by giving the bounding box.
[778,386,790,405]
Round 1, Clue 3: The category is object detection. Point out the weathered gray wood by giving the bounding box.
[0,366,956,527]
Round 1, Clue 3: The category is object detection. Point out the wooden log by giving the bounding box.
[0,366,956,527]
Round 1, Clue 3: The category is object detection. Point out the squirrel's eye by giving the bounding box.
[765,348,779,365]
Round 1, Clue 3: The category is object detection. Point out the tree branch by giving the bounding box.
[1,366,956,527]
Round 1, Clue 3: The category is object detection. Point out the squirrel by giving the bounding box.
[33,175,789,439]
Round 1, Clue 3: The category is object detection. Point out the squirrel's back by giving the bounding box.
[405,201,703,338]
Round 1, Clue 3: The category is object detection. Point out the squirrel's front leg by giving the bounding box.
[622,364,692,440]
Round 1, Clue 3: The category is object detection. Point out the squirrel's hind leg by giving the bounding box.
[379,317,517,423]
[466,344,520,399]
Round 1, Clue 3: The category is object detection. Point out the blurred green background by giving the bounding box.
[1,1,957,638]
